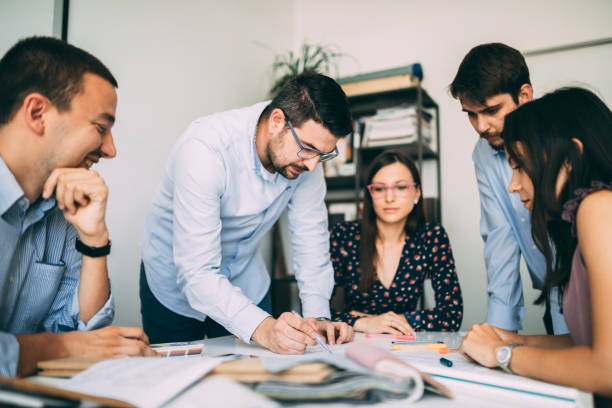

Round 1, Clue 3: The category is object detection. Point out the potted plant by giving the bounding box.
[265,42,348,96]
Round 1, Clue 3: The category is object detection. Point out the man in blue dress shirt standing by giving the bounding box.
[450,43,569,336]
[140,72,354,353]
[0,37,155,377]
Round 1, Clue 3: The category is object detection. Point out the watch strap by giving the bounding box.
[499,342,523,374]
[315,317,331,321]
[75,238,111,257]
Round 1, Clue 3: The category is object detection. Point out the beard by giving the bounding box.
[480,131,505,151]
[265,134,308,180]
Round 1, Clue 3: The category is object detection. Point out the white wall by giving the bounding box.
[294,0,612,333]
[0,0,55,54]
[66,0,296,326]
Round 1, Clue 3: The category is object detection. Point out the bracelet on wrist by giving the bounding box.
[75,237,111,257]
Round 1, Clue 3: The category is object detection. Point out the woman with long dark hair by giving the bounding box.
[330,150,463,333]
[460,87,612,399]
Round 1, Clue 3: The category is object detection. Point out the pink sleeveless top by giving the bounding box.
[562,248,592,346]
[560,181,610,347]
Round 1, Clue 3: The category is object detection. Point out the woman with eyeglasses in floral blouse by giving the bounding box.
[330,150,463,334]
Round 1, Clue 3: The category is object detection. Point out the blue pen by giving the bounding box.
[440,357,453,367]
[291,310,332,353]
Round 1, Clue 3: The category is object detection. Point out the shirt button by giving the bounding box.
[532,245,537,249]
[18,199,26,207]
[521,218,526,223]
[8,276,14,283]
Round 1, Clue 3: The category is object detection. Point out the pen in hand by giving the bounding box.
[291,310,332,354]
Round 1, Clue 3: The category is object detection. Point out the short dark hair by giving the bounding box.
[261,71,353,138]
[503,87,612,305]
[450,43,530,105]
[0,36,118,126]
[359,149,425,292]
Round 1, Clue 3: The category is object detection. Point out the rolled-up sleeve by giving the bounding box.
[474,154,524,331]
[0,332,19,377]
[43,228,114,333]
[287,165,333,319]
[73,293,115,331]
[172,138,269,343]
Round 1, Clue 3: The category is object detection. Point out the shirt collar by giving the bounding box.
[494,149,506,160]
[0,155,26,216]
[250,101,279,184]
[481,138,506,158]
[0,155,56,217]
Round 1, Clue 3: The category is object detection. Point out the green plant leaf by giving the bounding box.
[266,42,353,96]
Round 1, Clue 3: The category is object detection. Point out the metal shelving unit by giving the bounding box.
[325,84,441,222]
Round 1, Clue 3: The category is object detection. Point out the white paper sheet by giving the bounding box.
[166,376,280,408]
[60,356,229,408]
[202,336,349,358]
[394,350,578,407]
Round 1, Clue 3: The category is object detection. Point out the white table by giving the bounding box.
[30,332,592,408]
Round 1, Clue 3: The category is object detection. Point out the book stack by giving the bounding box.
[338,64,422,97]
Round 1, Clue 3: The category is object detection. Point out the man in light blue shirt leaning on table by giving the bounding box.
[0,37,155,377]
[140,72,354,354]
[450,43,569,336]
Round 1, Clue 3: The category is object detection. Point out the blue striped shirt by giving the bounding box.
[0,157,114,377]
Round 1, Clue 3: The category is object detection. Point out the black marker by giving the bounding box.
[439,357,453,367]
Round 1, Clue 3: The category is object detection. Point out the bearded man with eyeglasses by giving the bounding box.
[140,72,354,354]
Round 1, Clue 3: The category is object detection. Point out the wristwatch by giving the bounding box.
[315,317,331,322]
[496,343,522,374]
[75,238,111,257]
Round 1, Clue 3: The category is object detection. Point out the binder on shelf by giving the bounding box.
[338,64,423,97]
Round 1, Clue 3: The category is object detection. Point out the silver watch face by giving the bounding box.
[497,346,511,365]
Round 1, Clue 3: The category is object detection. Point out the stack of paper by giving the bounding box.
[362,107,433,147]
[255,353,423,403]
[256,371,417,403]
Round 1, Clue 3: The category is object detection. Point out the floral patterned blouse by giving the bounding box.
[330,221,463,331]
